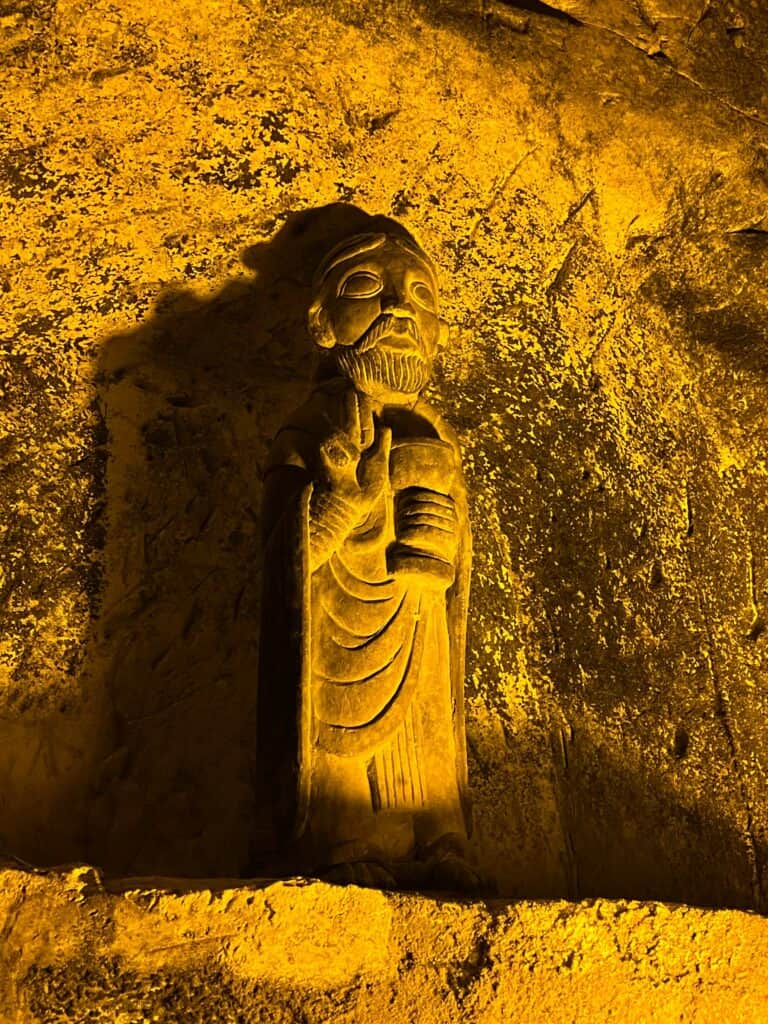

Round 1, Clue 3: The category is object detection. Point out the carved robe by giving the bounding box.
[258,378,471,863]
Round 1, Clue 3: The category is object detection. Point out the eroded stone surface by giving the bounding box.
[1,864,768,1023]
[2,0,768,910]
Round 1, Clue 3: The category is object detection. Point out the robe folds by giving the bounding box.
[258,377,471,862]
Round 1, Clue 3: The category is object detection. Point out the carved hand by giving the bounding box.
[309,391,392,568]
[395,488,460,565]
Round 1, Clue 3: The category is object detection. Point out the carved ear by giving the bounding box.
[308,303,335,349]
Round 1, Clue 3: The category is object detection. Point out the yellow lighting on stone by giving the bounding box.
[2,0,768,1018]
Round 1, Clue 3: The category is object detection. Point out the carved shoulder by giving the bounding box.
[266,388,343,475]
[413,398,462,452]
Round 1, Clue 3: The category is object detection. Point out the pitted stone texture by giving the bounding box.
[2,0,768,909]
[2,866,768,1023]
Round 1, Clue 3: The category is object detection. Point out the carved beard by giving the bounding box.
[335,347,431,395]
[334,313,432,395]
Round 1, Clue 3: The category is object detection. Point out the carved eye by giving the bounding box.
[338,271,382,298]
[411,281,436,311]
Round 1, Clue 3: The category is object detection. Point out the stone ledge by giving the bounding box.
[1,864,766,1022]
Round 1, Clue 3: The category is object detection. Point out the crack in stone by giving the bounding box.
[641,55,768,132]
[686,0,713,47]
[498,1,768,131]
[468,146,537,241]
[495,0,581,25]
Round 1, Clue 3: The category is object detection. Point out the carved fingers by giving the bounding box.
[395,487,460,566]
[318,431,359,481]
[311,398,391,568]
[357,425,392,506]
[346,388,375,452]
[397,489,457,534]
[318,388,390,511]
[318,391,374,483]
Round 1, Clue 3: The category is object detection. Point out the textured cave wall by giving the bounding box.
[2,0,768,906]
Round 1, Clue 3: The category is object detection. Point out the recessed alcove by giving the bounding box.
[3,0,768,1017]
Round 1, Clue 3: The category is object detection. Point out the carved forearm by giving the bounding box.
[308,487,358,570]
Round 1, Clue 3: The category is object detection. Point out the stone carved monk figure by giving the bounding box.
[258,226,475,888]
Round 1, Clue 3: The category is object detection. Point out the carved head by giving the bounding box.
[308,231,447,404]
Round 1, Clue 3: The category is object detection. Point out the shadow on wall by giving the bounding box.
[83,202,393,878]
[1,201,763,913]
[467,716,758,909]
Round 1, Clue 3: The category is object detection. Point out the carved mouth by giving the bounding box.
[379,330,418,352]
[357,314,420,353]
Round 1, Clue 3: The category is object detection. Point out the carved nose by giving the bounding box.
[381,289,413,315]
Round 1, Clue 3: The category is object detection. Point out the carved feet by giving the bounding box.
[418,832,485,894]
[319,833,489,894]
[322,859,398,889]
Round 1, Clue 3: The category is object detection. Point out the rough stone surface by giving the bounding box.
[0,864,767,1023]
[2,0,768,913]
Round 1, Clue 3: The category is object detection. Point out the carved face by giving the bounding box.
[310,237,446,403]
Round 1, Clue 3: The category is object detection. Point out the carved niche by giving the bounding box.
[258,224,477,889]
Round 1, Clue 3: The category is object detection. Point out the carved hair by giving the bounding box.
[335,346,430,396]
[311,231,437,293]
